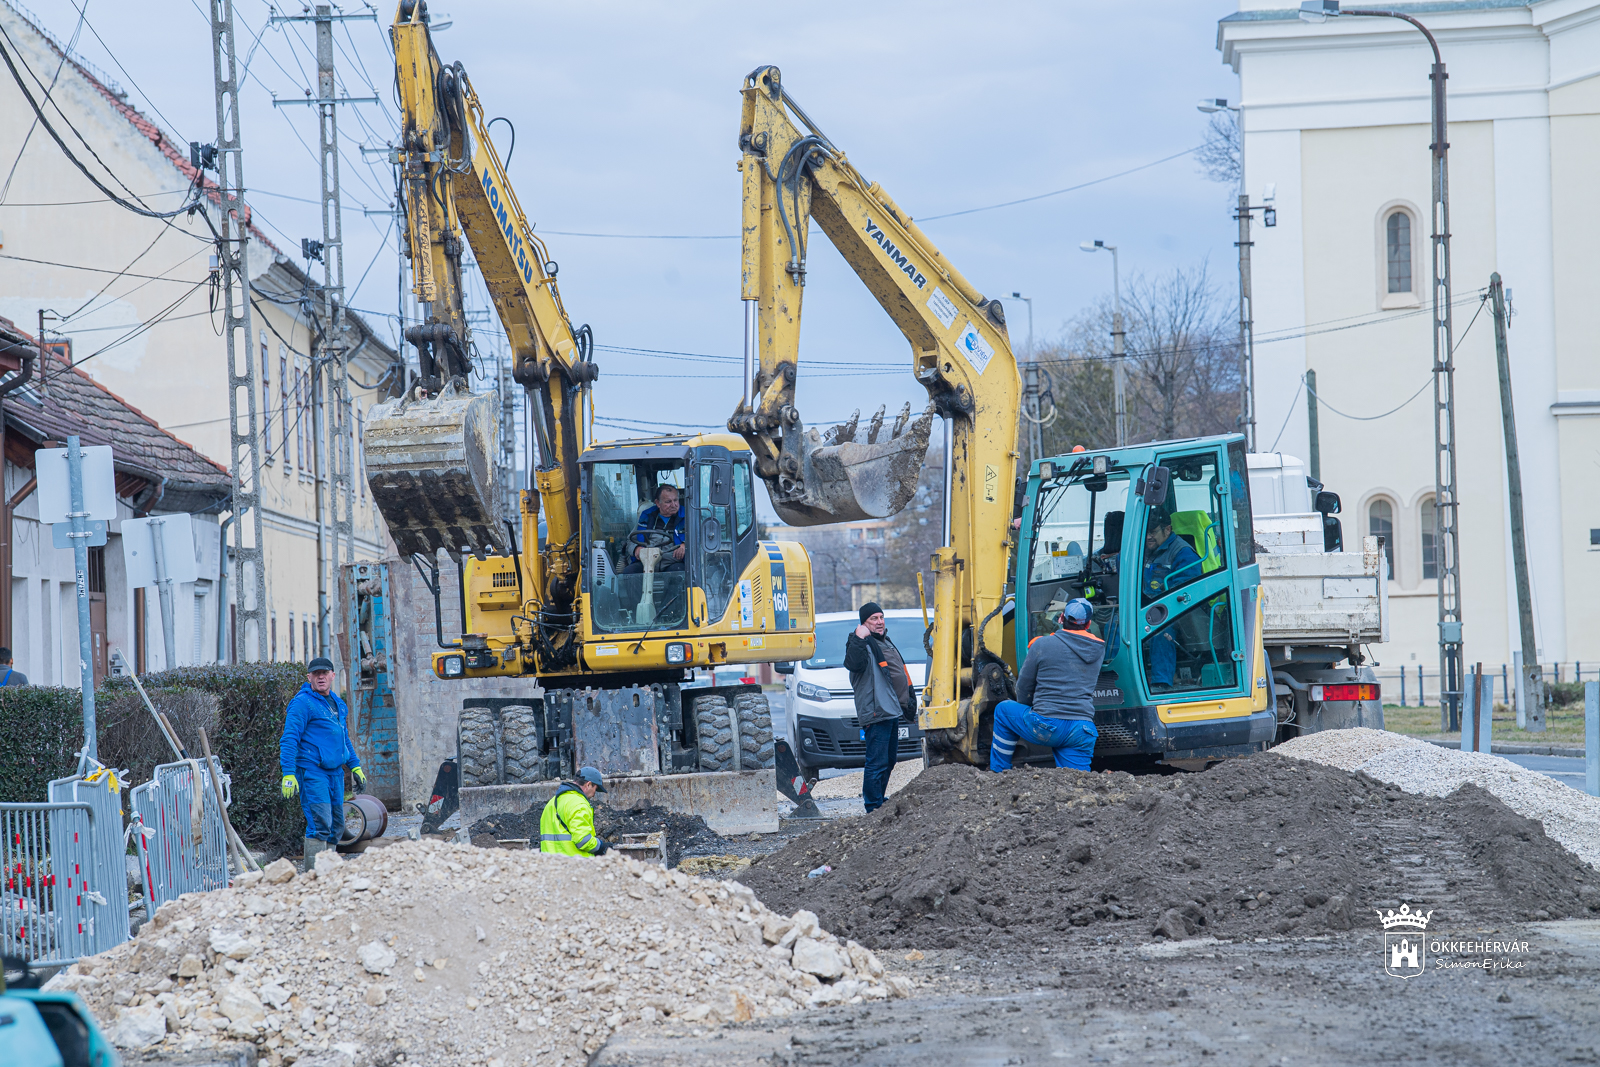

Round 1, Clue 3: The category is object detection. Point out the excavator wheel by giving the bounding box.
[457,706,499,788]
[693,691,776,772]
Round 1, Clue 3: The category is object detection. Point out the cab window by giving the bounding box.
[734,458,755,540]
[1138,452,1225,604]
[587,460,689,633]
[1025,471,1129,647]
[1143,589,1237,694]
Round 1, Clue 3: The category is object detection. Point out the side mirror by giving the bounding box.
[1322,515,1344,553]
[708,461,734,507]
[1314,490,1341,515]
[773,661,795,675]
[1138,465,1171,506]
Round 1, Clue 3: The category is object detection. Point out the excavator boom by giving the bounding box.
[730,66,1020,763]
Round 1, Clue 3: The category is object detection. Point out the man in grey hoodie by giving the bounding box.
[990,598,1102,772]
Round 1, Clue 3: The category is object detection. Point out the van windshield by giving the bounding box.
[802,618,930,668]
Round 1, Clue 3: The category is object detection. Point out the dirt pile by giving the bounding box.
[49,840,909,1066]
[469,804,726,868]
[1277,727,1600,868]
[737,754,1600,951]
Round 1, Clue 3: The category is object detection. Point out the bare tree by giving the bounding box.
[1038,262,1239,453]
[1196,111,1240,187]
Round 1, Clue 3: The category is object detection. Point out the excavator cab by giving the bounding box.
[1018,435,1275,767]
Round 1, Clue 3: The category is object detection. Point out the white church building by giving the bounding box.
[1219,1,1600,691]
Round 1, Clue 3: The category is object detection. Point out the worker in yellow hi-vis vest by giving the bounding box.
[538,766,611,856]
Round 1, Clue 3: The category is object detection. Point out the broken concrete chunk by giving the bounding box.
[262,857,297,884]
[112,1002,168,1049]
[218,981,266,1026]
[314,849,342,875]
[207,928,259,961]
[357,941,397,975]
[176,954,204,978]
[790,937,845,979]
[761,913,795,944]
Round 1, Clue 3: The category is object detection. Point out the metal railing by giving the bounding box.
[131,759,232,916]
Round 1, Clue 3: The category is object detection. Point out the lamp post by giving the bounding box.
[1198,97,1258,451]
[1079,241,1125,446]
[1299,0,1463,732]
[1010,291,1040,463]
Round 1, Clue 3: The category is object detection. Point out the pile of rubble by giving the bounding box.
[48,839,909,1066]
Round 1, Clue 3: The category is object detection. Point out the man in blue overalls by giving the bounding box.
[279,656,365,869]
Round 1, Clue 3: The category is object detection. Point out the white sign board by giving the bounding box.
[122,515,199,588]
[34,445,117,524]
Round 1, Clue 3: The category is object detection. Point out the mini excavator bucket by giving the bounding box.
[768,402,935,526]
[363,379,509,557]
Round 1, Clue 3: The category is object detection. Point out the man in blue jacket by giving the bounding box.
[620,484,687,574]
[991,599,1102,772]
[279,656,365,869]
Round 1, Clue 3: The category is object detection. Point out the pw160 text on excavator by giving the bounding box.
[732,68,1378,771]
[363,3,815,831]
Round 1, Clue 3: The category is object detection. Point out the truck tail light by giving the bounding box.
[1310,683,1379,702]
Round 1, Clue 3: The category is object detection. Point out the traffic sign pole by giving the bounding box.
[67,435,97,762]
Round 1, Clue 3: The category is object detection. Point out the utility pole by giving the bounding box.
[271,5,378,657]
[1305,368,1321,482]
[1079,241,1125,446]
[1490,273,1542,731]
[208,0,267,662]
[1236,193,1257,449]
[1299,1,1463,737]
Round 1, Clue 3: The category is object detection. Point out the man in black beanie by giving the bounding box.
[844,602,916,813]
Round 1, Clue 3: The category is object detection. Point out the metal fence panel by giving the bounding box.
[47,772,131,958]
[131,760,230,915]
[1,801,95,967]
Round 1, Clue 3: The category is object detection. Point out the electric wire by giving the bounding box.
[0,0,86,203]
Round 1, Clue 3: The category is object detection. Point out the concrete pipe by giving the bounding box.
[339,794,389,852]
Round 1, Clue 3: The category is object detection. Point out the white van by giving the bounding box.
[776,609,928,778]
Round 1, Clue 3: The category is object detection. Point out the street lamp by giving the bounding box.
[1298,0,1465,734]
[1010,291,1041,464]
[1079,240,1126,447]
[1195,96,1260,450]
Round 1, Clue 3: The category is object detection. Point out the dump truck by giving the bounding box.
[364,4,818,832]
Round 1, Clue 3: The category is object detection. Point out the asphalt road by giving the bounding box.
[1500,753,1593,792]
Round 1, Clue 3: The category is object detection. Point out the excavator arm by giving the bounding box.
[728,66,1021,762]
[366,0,596,667]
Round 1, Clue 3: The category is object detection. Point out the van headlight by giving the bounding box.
[438,654,465,678]
[795,681,831,702]
[665,642,691,664]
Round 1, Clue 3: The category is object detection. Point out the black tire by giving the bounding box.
[500,705,541,784]
[733,690,776,769]
[457,706,499,787]
[693,694,736,771]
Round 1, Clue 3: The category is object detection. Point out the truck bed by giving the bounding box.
[1257,532,1387,646]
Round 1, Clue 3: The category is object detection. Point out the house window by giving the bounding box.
[260,333,272,455]
[288,611,296,663]
[295,367,307,472]
[1419,497,1438,580]
[1368,499,1394,578]
[1386,211,1412,294]
[279,347,291,469]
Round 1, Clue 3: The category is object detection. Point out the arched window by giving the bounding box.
[1368,499,1394,578]
[1386,211,1412,294]
[1419,497,1438,580]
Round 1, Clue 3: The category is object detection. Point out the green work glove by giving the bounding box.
[351,766,366,792]
[281,774,299,799]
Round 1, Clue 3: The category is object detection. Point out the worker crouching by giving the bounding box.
[990,598,1102,772]
[539,766,613,856]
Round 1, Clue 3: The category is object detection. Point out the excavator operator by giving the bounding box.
[621,484,687,574]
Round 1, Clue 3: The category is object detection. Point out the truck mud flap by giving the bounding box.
[459,769,779,837]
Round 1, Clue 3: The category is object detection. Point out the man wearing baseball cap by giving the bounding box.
[990,598,1102,772]
[279,656,365,869]
[539,767,612,857]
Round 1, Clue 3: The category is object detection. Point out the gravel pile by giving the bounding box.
[1276,728,1600,869]
[47,840,909,1066]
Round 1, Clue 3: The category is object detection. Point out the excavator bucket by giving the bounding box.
[768,403,935,526]
[364,380,509,558]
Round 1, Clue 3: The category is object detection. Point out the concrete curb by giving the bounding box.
[1423,738,1586,757]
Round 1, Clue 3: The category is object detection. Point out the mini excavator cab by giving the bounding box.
[1018,435,1275,766]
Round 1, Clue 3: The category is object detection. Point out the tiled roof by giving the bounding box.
[1,314,232,515]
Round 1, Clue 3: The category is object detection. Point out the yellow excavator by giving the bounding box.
[732,67,1277,768]
[363,4,815,829]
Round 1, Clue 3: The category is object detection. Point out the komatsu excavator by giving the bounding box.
[731,67,1285,768]
[363,4,815,830]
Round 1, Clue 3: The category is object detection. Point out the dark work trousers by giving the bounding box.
[862,721,898,813]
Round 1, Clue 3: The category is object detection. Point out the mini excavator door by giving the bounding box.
[1126,440,1255,707]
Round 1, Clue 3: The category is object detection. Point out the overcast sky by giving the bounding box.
[18,0,1240,461]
